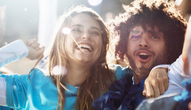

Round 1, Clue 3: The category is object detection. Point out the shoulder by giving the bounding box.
[110,64,133,80]
[29,68,49,77]
[4,68,52,85]
[29,68,52,82]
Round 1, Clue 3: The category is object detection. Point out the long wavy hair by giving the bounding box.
[48,5,116,110]
[108,0,187,64]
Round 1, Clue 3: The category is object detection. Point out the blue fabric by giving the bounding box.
[92,67,146,110]
[0,65,128,110]
[0,106,11,110]
[113,65,131,80]
[3,69,59,110]
[174,78,191,110]
[0,72,11,110]
[1,68,79,110]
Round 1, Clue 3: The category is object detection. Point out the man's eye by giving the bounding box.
[131,35,140,39]
[151,35,159,39]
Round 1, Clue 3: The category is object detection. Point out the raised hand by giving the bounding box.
[23,39,45,60]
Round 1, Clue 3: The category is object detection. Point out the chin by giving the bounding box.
[77,58,94,64]
[136,67,150,77]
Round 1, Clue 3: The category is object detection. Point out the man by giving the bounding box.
[137,16,191,110]
[113,0,186,95]
[92,0,187,109]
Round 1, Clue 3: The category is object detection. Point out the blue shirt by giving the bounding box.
[0,40,129,109]
[1,65,129,110]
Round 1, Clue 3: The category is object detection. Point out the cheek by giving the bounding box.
[126,42,134,54]
[153,43,167,59]
[156,43,166,53]
[96,37,103,51]
[98,43,103,57]
[66,36,75,45]
[96,38,104,58]
[65,37,74,52]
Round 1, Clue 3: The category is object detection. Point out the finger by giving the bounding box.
[31,43,40,50]
[143,83,147,96]
[151,80,160,97]
[27,38,37,46]
[36,47,45,56]
[158,81,165,95]
[145,81,154,98]
[142,90,146,96]
[153,87,160,98]
[164,77,169,91]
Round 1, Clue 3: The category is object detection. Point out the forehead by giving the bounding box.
[130,25,163,36]
[131,25,162,33]
[70,13,101,30]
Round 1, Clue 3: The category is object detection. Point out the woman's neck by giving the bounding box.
[64,63,92,86]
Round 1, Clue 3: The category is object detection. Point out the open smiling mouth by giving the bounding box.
[76,44,93,52]
[138,53,150,60]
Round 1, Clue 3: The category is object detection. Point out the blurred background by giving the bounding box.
[0,0,190,74]
[0,0,191,47]
[0,0,133,47]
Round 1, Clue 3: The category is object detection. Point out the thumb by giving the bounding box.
[36,47,45,59]
[143,85,147,96]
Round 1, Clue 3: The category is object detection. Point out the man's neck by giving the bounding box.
[133,72,141,84]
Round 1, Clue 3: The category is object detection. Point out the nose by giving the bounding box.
[81,33,90,40]
[139,37,149,49]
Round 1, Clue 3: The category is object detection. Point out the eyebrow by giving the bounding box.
[71,24,102,32]
[148,30,163,37]
[72,24,83,28]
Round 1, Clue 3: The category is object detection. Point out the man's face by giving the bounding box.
[126,25,167,80]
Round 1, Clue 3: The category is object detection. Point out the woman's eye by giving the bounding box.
[90,30,101,36]
[91,32,99,35]
[72,28,82,33]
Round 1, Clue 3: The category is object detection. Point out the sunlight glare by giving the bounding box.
[88,0,102,6]
[52,65,67,75]
[62,27,71,35]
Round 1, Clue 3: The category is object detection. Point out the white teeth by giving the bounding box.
[82,45,89,49]
[77,44,92,52]
[139,53,148,55]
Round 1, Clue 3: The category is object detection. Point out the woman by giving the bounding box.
[0,6,122,110]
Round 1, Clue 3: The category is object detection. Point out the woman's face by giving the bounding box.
[65,13,103,66]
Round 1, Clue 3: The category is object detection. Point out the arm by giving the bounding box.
[182,16,191,110]
[182,16,191,75]
[0,39,44,68]
[0,40,29,68]
[0,39,44,106]
[143,65,169,98]
[143,55,188,97]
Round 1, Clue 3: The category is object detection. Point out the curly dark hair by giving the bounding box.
[109,0,187,64]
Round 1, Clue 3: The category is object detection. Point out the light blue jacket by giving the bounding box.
[1,66,129,110]
[0,40,129,110]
